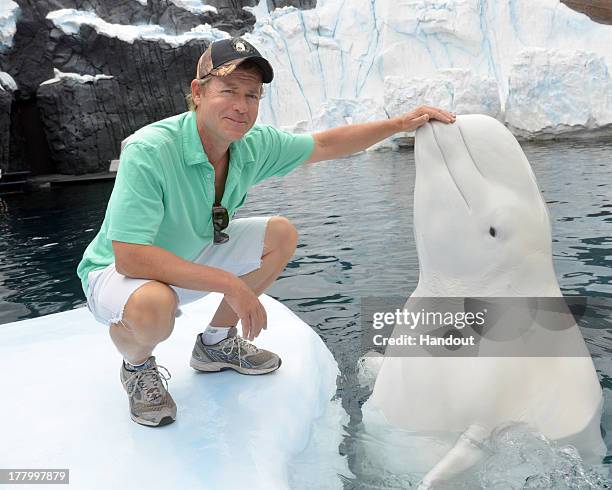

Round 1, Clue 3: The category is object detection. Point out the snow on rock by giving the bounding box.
[0,0,19,50]
[505,48,612,138]
[47,9,229,47]
[40,68,114,86]
[170,0,218,15]
[0,71,17,91]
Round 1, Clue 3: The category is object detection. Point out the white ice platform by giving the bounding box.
[0,294,340,489]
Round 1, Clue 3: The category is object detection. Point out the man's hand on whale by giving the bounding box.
[305,105,456,164]
[397,105,456,131]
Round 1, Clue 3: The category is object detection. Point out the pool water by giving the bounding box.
[1,140,611,487]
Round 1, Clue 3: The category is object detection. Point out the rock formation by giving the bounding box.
[0,0,315,176]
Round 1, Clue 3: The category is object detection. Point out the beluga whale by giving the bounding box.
[361,114,605,487]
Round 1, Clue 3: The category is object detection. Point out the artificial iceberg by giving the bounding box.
[0,294,346,489]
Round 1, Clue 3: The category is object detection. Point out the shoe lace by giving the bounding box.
[220,336,259,368]
[125,364,171,403]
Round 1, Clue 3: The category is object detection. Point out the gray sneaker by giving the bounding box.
[190,327,281,375]
[120,356,177,427]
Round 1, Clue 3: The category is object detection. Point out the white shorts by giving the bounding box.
[85,216,270,326]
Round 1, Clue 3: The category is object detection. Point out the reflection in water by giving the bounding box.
[0,140,611,485]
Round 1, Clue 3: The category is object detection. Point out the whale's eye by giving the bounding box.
[489,227,496,237]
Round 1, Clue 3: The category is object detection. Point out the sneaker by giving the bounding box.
[120,356,177,427]
[190,327,281,375]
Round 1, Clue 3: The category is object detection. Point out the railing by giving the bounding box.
[0,170,31,195]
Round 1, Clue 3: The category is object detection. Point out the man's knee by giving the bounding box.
[118,281,178,343]
[266,216,298,255]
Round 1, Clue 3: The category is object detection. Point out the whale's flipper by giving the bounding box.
[418,424,490,489]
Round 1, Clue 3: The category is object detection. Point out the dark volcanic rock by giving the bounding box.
[0,73,17,174]
[37,76,126,174]
[6,2,56,95]
[0,90,13,174]
[6,0,256,95]
[3,0,315,175]
[49,28,208,140]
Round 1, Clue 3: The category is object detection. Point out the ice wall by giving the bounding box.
[45,0,612,140]
[245,0,612,137]
[505,48,612,137]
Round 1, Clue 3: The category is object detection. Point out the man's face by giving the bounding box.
[193,67,262,146]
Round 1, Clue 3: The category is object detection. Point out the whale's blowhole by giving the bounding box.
[489,227,496,237]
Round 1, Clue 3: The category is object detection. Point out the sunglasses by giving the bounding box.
[212,205,229,244]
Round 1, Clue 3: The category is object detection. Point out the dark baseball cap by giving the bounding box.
[196,37,274,83]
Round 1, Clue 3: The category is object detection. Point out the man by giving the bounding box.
[77,37,455,427]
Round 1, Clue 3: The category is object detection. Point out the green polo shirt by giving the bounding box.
[76,111,314,295]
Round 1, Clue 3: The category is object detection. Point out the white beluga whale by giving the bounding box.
[361,114,605,487]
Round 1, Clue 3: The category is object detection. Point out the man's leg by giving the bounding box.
[208,216,298,328]
[109,281,179,365]
[108,280,179,427]
[190,216,297,375]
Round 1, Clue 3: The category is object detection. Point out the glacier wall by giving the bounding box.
[505,48,612,137]
[243,0,612,139]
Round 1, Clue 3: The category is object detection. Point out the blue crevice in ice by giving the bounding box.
[279,31,313,120]
[266,82,278,126]
[356,0,381,97]
[331,0,346,37]
[508,0,525,45]
[477,0,504,101]
[448,82,456,107]
[433,33,454,68]
[547,1,561,44]
[383,16,440,72]
[298,10,328,101]
[477,0,496,78]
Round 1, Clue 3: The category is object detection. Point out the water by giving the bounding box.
[1,140,611,487]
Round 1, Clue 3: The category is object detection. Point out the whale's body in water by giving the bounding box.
[362,114,605,486]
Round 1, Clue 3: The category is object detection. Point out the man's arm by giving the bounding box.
[113,241,235,294]
[113,241,268,337]
[305,105,456,164]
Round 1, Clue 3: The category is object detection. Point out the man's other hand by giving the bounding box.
[224,278,267,341]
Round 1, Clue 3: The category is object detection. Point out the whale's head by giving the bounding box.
[413,114,558,296]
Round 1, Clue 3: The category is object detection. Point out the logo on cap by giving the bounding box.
[231,38,255,55]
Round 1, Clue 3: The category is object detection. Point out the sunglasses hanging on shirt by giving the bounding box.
[212,204,229,244]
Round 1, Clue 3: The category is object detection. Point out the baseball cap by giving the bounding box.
[196,37,274,83]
